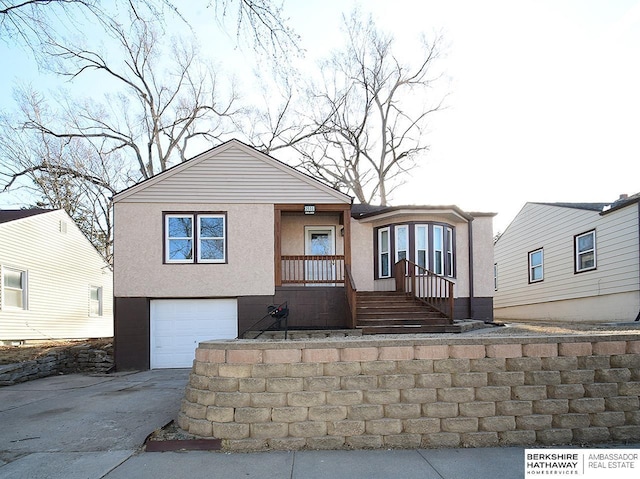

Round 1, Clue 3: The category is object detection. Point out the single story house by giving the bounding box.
[0,209,113,342]
[113,140,495,369]
[494,193,640,322]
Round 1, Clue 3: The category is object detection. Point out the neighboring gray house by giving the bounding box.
[0,209,113,342]
[113,140,496,370]
[494,193,640,322]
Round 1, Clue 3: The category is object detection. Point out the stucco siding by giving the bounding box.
[0,210,113,340]
[115,141,350,205]
[494,202,640,317]
[114,202,275,298]
[280,213,344,256]
[471,216,495,298]
[350,219,374,291]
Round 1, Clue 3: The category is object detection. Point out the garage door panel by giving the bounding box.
[150,299,237,369]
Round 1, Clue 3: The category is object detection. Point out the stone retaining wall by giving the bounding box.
[178,335,640,451]
[0,343,114,386]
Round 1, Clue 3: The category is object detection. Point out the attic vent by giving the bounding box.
[60,220,67,234]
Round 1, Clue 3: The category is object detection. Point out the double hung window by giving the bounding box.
[2,268,27,309]
[165,213,226,264]
[378,227,391,278]
[433,225,444,275]
[395,225,408,262]
[415,225,429,270]
[89,286,103,316]
[446,227,454,277]
[529,248,544,283]
[575,230,596,273]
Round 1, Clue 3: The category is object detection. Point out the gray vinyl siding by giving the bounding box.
[0,210,113,340]
[494,202,639,309]
[115,141,351,205]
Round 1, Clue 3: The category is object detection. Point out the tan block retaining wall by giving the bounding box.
[178,334,640,451]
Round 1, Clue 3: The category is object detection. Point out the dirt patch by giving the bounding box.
[0,338,113,365]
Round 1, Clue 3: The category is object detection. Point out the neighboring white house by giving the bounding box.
[0,209,113,342]
[494,193,640,322]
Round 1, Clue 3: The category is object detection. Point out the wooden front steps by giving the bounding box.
[356,291,461,334]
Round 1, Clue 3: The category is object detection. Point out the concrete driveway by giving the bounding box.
[0,369,190,479]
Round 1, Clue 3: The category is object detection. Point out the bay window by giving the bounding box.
[376,223,455,278]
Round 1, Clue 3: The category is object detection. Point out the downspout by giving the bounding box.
[636,202,640,321]
[468,217,475,319]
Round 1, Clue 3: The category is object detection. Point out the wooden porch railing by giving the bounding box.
[345,265,357,329]
[281,255,345,285]
[394,259,454,320]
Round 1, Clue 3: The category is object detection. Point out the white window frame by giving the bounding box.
[445,227,454,277]
[2,267,28,310]
[433,225,444,275]
[378,227,391,278]
[165,213,227,264]
[415,225,429,271]
[575,230,596,273]
[197,214,226,263]
[165,214,194,263]
[529,248,544,283]
[395,225,409,263]
[89,285,103,317]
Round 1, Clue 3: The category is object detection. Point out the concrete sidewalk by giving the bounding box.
[102,447,526,479]
[0,370,637,479]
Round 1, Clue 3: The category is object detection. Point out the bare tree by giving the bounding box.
[0,90,124,262]
[214,0,300,59]
[294,11,447,205]
[1,1,299,62]
[21,13,239,179]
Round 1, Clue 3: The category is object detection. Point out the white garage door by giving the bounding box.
[150,299,238,369]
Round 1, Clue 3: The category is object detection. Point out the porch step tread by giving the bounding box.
[358,319,451,326]
[355,290,450,331]
[359,324,461,334]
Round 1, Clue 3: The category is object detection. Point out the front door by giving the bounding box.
[304,226,336,284]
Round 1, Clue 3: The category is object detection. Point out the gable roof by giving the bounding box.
[532,202,608,212]
[0,209,53,224]
[113,139,352,204]
[531,191,640,216]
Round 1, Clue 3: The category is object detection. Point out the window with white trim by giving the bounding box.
[446,227,454,277]
[433,225,444,275]
[575,230,596,273]
[89,286,103,316]
[395,225,408,262]
[198,215,226,263]
[165,213,226,264]
[2,267,27,309]
[529,248,544,283]
[378,227,391,278]
[415,225,429,270]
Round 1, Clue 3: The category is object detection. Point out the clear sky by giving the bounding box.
[1,0,639,233]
